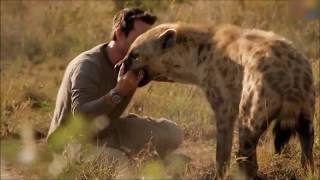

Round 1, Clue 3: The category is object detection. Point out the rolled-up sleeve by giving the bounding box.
[70,61,113,118]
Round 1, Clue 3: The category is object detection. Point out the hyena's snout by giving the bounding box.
[114,55,133,74]
[114,54,146,73]
[114,55,151,87]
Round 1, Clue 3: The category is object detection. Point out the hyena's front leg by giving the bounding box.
[207,89,238,179]
[215,105,238,179]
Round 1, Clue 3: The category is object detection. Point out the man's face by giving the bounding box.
[118,20,151,54]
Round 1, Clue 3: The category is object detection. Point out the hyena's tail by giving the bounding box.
[273,120,294,153]
[273,99,300,153]
[273,92,315,155]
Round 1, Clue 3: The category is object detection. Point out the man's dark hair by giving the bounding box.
[112,8,157,40]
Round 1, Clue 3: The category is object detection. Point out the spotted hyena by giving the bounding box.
[117,23,315,179]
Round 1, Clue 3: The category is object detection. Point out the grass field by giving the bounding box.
[1,0,319,179]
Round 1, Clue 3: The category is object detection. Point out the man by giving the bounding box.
[47,8,183,157]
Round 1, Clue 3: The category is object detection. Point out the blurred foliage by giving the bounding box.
[1,1,113,63]
[138,160,166,179]
[47,115,92,152]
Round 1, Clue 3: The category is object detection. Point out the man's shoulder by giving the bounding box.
[67,43,109,73]
[76,43,107,63]
[83,43,108,58]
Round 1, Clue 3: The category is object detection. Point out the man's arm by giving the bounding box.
[70,61,143,119]
[70,61,115,118]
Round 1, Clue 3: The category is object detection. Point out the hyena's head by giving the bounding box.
[115,24,197,87]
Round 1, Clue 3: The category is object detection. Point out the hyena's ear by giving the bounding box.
[158,29,177,50]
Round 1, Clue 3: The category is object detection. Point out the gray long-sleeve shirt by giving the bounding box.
[47,43,133,139]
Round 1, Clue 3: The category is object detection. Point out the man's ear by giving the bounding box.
[115,28,124,40]
[158,29,177,50]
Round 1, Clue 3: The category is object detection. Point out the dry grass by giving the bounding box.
[1,0,319,179]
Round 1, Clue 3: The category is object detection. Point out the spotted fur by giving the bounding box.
[120,23,315,179]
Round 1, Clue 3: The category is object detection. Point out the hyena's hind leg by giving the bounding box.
[273,102,315,168]
[237,85,282,178]
[297,114,314,168]
[274,89,315,169]
[297,96,315,168]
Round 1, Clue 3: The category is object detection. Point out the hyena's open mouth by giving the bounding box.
[137,66,175,86]
[114,62,151,87]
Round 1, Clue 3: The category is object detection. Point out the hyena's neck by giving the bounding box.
[170,25,242,88]
[168,25,215,84]
[173,24,243,87]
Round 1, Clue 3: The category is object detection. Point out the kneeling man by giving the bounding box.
[47,8,183,157]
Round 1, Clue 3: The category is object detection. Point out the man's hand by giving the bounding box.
[114,63,144,96]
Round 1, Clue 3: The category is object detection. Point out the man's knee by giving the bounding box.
[167,121,183,148]
[157,119,183,152]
